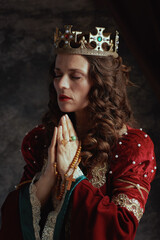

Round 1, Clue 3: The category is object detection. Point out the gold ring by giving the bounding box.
[61,139,69,146]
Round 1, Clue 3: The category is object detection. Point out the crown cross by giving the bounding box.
[89,27,112,51]
[58,25,75,48]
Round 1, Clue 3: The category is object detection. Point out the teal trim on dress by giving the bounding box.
[19,184,35,240]
[54,175,87,240]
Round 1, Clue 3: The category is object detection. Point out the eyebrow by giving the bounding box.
[54,68,87,76]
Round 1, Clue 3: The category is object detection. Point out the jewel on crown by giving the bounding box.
[54,25,119,57]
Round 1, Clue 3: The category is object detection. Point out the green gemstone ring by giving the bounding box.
[70,136,77,141]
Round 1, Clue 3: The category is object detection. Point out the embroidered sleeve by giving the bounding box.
[29,177,41,240]
[112,194,144,222]
[111,178,149,221]
[109,128,156,222]
[29,175,67,240]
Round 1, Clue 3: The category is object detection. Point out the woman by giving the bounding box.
[0,25,156,240]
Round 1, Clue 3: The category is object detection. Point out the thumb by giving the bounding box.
[48,127,57,163]
[50,127,58,149]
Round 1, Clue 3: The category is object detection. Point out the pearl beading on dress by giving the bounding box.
[109,128,157,180]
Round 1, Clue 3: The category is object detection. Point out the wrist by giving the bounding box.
[41,171,56,188]
[34,174,55,206]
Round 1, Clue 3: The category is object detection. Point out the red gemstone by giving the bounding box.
[65,34,69,39]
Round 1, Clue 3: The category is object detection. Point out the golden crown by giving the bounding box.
[54,25,119,58]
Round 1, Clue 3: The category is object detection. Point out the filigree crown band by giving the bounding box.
[54,25,119,58]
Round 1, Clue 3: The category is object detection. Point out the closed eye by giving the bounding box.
[71,76,81,80]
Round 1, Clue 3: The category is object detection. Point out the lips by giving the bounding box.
[59,94,72,101]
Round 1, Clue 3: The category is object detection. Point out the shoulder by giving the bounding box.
[21,125,47,162]
[117,126,154,157]
[111,126,156,182]
[21,125,46,147]
[127,126,153,145]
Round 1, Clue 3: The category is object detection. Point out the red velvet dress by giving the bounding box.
[0,125,156,240]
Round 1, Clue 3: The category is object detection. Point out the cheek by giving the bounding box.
[80,82,91,97]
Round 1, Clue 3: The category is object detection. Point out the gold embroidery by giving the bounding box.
[112,193,144,222]
[15,180,32,190]
[89,162,108,188]
[29,177,41,240]
[29,174,67,240]
[41,212,55,240]
[42,187,67,239]
[113,179,149,200]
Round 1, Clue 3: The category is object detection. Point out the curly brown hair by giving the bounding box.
[42,54,135,174]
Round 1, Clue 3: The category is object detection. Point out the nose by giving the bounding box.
[58,74,70,89]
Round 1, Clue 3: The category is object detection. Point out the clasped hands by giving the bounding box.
[45,114,79,181]
[35,114,79,205]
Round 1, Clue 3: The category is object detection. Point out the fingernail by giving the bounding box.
[63,115,66,121]
[65,114,68,119]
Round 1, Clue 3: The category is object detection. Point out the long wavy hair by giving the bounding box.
[42,54,135,174]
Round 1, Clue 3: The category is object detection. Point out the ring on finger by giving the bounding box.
[61,139,69,146]
[69,136,77,141]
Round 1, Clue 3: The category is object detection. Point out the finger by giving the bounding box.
[61,115,69,141]
[65,114,77,137]
[50,127,57,148]
[57,125,63,143]
[48,127,57,164]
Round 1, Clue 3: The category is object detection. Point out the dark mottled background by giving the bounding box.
[0,1,159,239]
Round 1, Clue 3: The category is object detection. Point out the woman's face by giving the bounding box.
[54,54,92,113]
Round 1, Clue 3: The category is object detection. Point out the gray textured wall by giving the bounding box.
[0,1,160,239]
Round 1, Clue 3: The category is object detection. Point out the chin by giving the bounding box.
[59,106,75,113]
[58,102,87,113]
